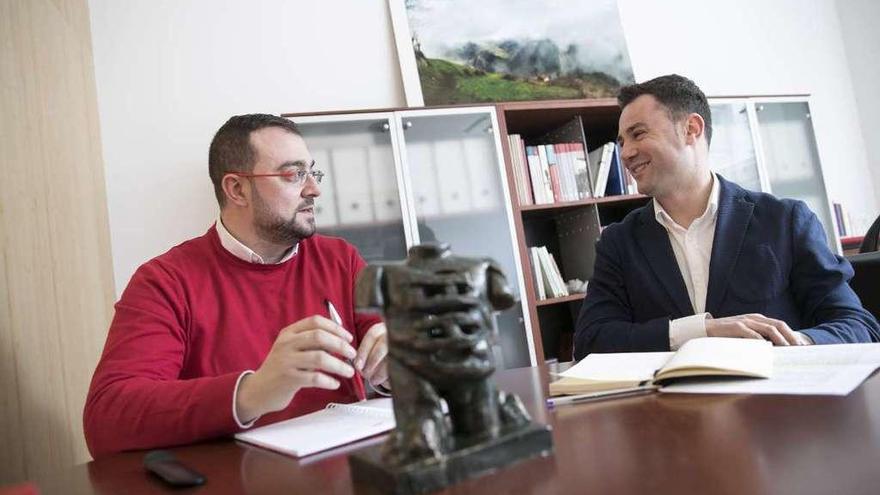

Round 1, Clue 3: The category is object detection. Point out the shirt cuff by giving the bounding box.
[669,313,710,350]
[232,370,259,429]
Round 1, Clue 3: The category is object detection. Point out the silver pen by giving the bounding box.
[546,384,659,408]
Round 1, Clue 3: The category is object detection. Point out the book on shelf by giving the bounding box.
[529,247,546,300]
[570,143,590,200]
[832,202,853,237]
[234,398,394,458]
[588,142,615,197]
[507,134,533,206]
[510,136,591,205]
[528,246,569,299]
[604,143,624,196]
[549,338,772,396]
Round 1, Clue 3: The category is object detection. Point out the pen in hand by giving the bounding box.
[325,299,390,399]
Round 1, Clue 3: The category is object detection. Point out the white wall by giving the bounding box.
[91,0,878,296]
[89,0,406,294]
[619,0,878,235]
[836,0,880,225]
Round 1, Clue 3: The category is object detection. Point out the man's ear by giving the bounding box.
[684,113,706,145]
[221,174,250,207]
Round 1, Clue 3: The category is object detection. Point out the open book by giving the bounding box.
[550,337,772,396]
[234,398,394,458]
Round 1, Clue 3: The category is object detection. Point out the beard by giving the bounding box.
[251,189,316,246]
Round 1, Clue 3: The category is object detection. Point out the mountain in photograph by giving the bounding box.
[414,36,626,105]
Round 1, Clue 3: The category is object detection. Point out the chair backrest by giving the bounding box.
[859,213,880,253]
[848,251,880,323]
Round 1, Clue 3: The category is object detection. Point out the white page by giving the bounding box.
[771,343,880,366]
[662,344,880,396]
[662,364,879,396]
[235,398,394,457]
[559,351,673,381]
[661,337,772,378]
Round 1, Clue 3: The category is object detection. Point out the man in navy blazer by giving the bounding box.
[574,74,879,358]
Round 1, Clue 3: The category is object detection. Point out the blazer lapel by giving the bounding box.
[636,205,693,317]
[706,178,755,315]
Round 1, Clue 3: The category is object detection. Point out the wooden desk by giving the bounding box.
[33,366,880,495]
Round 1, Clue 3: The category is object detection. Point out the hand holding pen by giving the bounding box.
[233,315,358,424]
[326,300,391,398]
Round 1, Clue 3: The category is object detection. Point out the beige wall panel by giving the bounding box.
[0,0,114,484]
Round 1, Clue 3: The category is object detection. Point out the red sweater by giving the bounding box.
[83,227,382,458]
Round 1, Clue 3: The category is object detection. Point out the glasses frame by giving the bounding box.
[225,161,325,185]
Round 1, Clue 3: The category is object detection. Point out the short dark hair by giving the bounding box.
[617,74,712,145]
[208,113,302,206]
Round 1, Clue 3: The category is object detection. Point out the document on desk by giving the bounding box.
[234,398,394,458]
[551,338,773,396]
[663,343,880,396]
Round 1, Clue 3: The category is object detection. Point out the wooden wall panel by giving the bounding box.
[0,0,115,484]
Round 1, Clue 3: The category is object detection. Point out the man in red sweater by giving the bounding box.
[84,114,389,458]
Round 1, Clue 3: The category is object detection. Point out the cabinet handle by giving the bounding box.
[381,123,390,132]
[351,202,360,210]
[403,121,413,130]
[385,199,395,207]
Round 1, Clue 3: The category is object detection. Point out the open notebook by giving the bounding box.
[551,338,880,397]
[234,398,394,458]
[550,337,773,396]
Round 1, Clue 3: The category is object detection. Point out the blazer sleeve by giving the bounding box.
[790,201,880,344]
[573,227,671,359]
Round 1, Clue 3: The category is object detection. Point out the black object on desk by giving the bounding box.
[143,450,206,487]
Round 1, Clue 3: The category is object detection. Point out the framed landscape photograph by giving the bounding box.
[390,0,635,106]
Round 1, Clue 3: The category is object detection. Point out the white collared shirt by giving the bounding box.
[215,215,298,264]
[653,174,720,350]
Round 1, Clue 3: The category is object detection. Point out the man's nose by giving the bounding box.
[620,142,637,163]
[301,176,321,197]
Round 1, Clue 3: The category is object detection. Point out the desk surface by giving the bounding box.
[34,366,880,495]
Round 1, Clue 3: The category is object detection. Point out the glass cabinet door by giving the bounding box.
[395,109,533,368]
[754,102,839,250]
[294,116,409,263]
[709,101,763,191]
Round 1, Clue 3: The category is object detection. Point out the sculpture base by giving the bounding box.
[349,423,553,495]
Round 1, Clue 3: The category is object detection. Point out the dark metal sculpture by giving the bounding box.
[349,243,553,495]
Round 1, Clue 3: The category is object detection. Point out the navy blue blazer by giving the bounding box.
[573,176,880,358]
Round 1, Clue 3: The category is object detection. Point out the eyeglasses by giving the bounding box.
[226,165,325,186]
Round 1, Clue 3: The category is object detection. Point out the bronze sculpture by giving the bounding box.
[350,243,553,495]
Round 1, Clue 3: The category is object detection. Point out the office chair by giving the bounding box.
[847,251,880,333]
[859,213,880,253]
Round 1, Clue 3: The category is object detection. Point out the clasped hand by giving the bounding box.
[705,313,812,346]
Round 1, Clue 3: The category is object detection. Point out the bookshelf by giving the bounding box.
[495,98,649,362]
[285,95,836,366]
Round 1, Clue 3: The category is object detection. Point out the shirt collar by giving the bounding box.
[653,173,720,230]
[215,215,298,264]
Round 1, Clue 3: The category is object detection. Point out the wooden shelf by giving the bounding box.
[517,194,648,213]
[535,293,586,307]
